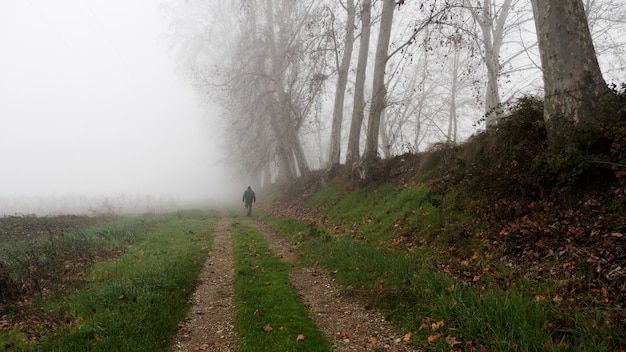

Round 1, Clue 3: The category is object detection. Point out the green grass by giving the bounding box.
[1,210,216,351]
[257,208,623,351]
[230,213,332,352]
[313,183,469,245]
[0,218,145,300]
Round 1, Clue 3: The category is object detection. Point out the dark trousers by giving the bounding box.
[245,202,253,216]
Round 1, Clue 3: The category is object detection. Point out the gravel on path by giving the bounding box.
[170,214,237,352]
[170,213,422,351]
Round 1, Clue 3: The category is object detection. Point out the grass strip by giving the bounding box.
[5,210,216,351]
[230,214,332,352]
[257,211,619,352]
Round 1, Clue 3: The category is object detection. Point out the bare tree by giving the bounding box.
[345,0,373,169]
[327,0,356,173]
[362,0,397,169]
[584,0,626,85]
[172,0,333,183]
[462,0,537,126]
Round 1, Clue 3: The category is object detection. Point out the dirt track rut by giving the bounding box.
[170,214,420,351]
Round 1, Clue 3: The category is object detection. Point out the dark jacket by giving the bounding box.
[243,188,256,204]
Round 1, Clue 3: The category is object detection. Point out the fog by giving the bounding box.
[0,0,240,214]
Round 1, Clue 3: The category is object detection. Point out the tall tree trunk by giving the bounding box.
[530,0,610,141]
[265,0,308,179]
[290,128,310,177]
[265,0,294,182]
[363,0,395,167]
[327,0,356,173]
[447,50,460,144]
[466,0,511,126]
[269,112,295,182]
[345,0,372,169]
[413,44,429,153]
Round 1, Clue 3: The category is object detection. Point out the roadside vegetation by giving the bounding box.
[230,213,332,352]
[0,210,216,351]
[258,92,626,351]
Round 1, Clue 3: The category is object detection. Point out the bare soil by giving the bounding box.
[170,213,421,351]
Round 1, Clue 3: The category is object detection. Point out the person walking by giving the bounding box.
[242,186,256,216]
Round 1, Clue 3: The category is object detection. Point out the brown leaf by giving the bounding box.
[296,334,305,341]
[446,335,461,346]
[263,324,272,332]
[427,333,441,343]
[403,332,413,342]
[369,337,378,344]
[431,320,444,331]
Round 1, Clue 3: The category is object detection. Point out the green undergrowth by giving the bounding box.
[0,217,144,304]
[256,209,620,351]
[1,210,216,351]
[229,213,331,352]
[307,182,470,245]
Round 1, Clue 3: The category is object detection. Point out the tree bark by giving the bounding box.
[447,49,460,144]
[363,0,395,166]
[530,0,610,141]
[345,0,372,169]
[327,0,356,172]
[466,0,512,126]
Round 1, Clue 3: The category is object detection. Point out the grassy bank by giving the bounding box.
[0,210,216,351]
[258,195,621,351]
[257,95,626,351]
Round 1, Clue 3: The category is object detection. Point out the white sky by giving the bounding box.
[0,0,238,210]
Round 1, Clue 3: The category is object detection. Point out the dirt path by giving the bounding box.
[170,214,420,351]
[251,219,420,352]
[170,214,237,352]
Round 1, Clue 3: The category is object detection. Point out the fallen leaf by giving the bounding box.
[427,333,441,343]
[403,332,412,342]
[431,320,444,331]
[296,334,305,341]
[446,335,461,346]
[611,232,624,238]
[263,324,272,332]
[369,337,377,344]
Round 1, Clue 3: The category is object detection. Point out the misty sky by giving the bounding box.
[0,0,237,204]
